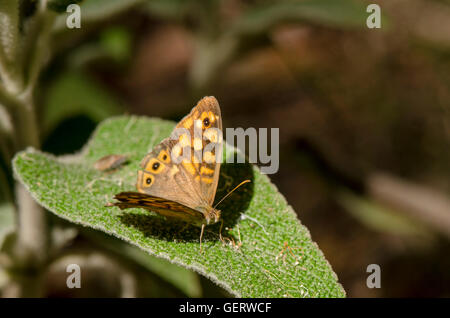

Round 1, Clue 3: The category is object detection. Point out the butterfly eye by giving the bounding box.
[201,111,215,129]
[144,158,164,174]
[158,149,171,163]
[138,171,154,190]
[203,117,210,128]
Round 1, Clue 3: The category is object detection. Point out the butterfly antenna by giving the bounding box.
[214,180,251,209]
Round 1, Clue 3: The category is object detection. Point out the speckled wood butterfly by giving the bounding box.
[109,96,249,250]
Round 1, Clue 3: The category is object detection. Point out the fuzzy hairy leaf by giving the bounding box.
[13,116,344,297]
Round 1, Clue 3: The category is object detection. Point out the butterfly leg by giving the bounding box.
[219,219,224,243]
[199,223,206,253]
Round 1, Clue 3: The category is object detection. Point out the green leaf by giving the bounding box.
[42,71,122,137]
[232,0,370,35]
[13,116,344,297]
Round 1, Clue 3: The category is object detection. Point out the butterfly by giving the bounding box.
[108,96,249,250]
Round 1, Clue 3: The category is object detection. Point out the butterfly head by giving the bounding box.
[199,205,221,225]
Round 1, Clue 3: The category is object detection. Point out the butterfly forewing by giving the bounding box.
[190,97,222,207]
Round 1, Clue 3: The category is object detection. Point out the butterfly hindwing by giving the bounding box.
[136,96,222,211]
[113,192,205,225]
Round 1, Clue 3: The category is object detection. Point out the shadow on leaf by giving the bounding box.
[118,161,254,244]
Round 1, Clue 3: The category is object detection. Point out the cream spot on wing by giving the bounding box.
[203,151,215,163]
[179,134,191,147]
[208,111,216,123]
[204,129,219,143]
[195,119,202,129]
[169,165,179,176]
[173,144,182,156]
[193,138,203,150]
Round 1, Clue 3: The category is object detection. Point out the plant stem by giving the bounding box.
[0,0,23,95]
[0,0,53,287]
[11,91,48,269]
[15,183,48,267]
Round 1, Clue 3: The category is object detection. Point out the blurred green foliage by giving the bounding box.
[42,71,122,137]
[48,0,84,13]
